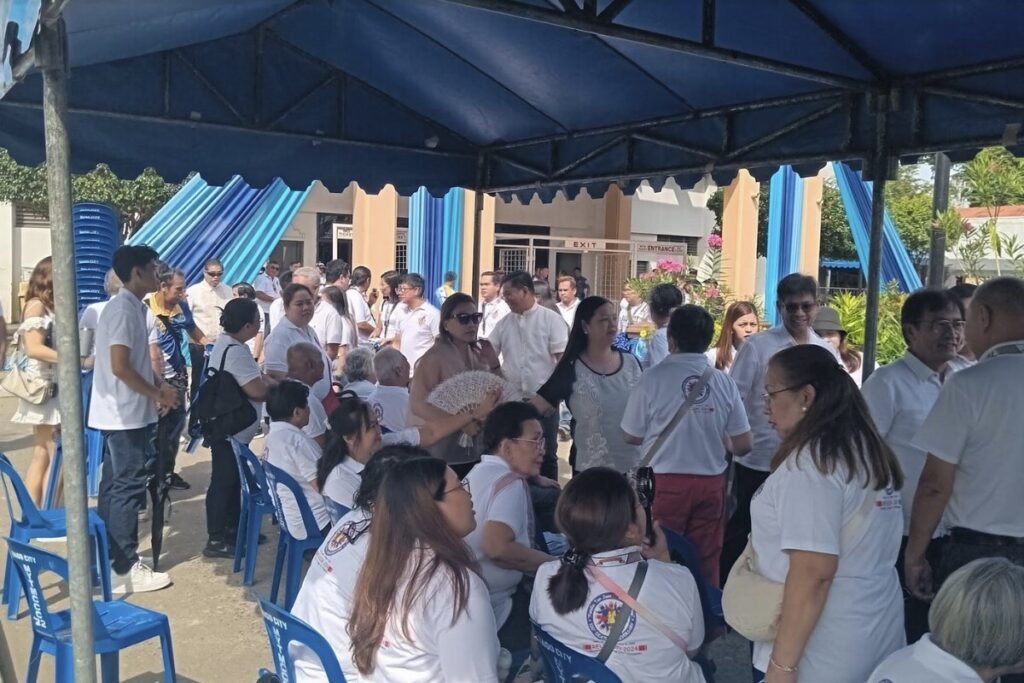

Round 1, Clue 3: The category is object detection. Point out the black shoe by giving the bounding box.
[168,473,190,490]
[202,540,234,559]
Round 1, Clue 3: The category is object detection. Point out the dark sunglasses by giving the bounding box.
[783,302,816,313]
[452,312,484,325]
[205,270,223,277]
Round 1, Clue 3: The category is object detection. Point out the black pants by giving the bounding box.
[896,535,947,644]
[497,580,533,652]
[188,343,206,403]
[720,464,770,587]
[206,439,241,543]
[539,411,559,481]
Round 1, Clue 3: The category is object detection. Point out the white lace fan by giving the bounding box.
[427,371,519,445]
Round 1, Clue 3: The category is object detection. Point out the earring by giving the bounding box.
[801,406,807,413]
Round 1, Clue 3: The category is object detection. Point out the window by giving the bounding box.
[394,228,408,273]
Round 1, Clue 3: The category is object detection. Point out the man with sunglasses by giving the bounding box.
[861,288,965,643]
[186,258,232,400]
[720,273,839,585]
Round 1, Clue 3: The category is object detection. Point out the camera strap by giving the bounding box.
[638,367,713,470]
[593,560,648,662]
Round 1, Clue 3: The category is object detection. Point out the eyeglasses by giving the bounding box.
[761,385,802,402]
[922,319,966,334]
[783,302,816,313]
[205,270,223,277]
[452,312,484,325]
[396,285,414,293]
[442,478,471,497]
[513,436,546,451]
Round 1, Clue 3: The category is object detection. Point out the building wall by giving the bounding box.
[0,202,53,321]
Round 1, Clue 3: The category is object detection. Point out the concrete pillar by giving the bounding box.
[721,170,760,299]
[0,202,14,320]
[603,184,632,294]
[353,184,398,281]
[460,190,497,294]
[799,174,823,278]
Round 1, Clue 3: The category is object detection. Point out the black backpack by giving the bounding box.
[191,344,258,442]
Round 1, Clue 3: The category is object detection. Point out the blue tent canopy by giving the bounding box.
[1,0,1023,202]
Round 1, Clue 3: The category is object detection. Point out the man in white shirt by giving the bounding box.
[347,266,376,343]
[489,271,569,480]
[621,305,751,587]
[367,347,411,431]
[92,245,180,595]
[287,343,330,449]
[905,278,1024,634]
[253,260,282,330]
[185,258,232,400]
[393,272,440,377]
[618,282,650,332]
[263,380,331,538]
[368,347,412,433]
[720,273,840,586]
[478,270,510,339]
[861,288,965,642]
[554,275,580,329]
[465,403,554,649]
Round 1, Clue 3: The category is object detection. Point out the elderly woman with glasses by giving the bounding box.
[409,292,503,478]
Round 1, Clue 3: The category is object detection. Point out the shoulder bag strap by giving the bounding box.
[594,561,648,662]
[638,367,713,470]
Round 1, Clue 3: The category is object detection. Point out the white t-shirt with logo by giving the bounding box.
[750,449,905,681]
[368,385,411,433]
[264,421,330,537]
[913,341,1024,537]
[89,288,159,431]
[321,430,421,510]
[397,302,440,377]
[346,287,374,343]
[621,353,750,475]
[311,302,355,350]
[867,634,983,683]
[530,550,706,683]
[464,455,533,627]
[207,335,263,443]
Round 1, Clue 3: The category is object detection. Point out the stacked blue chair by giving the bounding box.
[0,453,112,620]
[6,539,176,682]
[532,622,623,683]
[261,461,327,610]
[72,202,119,313]
[256,598,347,682]
[231,440,277,586]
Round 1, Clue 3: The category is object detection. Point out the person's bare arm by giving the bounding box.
[766,550,837,681]
[188,323,210,347]
[480,521,553,573]
[623,432,643,446]
[356,320,375,335]
[239,376,271,402]
[21,327,58,364]
[148,343,164,382]
[254,291,275,303]
[417,388,500,446]
[728,431,753,457]
[111,344,178,406]
[904,455,955,600]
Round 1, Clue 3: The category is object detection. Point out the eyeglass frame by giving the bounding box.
[917,317,966,335]
[441,478,472,498]
[761,384,804,403]
[512,436,546,451]
[451,312,484,325]
[204,269,224,277]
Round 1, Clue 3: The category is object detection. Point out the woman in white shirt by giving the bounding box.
[869,557,1024,683]
[751,344,904,682]
[316,285,358,376]
[317,389,500,509]
[263,283,332,401]
[644,283,683,369]
[347,456,500,682]
[372,270,406,345]
[706,300,758,373]
[530,467,706,683]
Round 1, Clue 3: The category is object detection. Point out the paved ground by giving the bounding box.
[0,394,751,682]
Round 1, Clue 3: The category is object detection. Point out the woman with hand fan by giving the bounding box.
[410,293,506,478]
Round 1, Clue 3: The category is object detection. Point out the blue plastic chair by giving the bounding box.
[6,538,176,683]
[256,598,347,682]
[323,496,350,525]
[262,460,327,609]
[532,622,622,683]
[231,441,277,586]
[0,453,112,620]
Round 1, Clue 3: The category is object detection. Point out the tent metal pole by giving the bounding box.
[862,104,889,380]
[472,153,485,288]
[928,152,951,287]
[38,17,98,683]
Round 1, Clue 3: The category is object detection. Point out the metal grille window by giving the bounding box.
[498,247,528,274]
[395,228,408,273]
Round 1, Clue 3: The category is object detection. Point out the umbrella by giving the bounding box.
[146,437,173,571]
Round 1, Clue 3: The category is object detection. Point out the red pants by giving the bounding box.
[653,472,727,589]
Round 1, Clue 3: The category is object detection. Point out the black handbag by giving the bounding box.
[191,344,257,442]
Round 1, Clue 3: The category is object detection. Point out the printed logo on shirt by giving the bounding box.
[324,519,369,556]
[878,486,902,512]
[680,374,711,404]
[586,592,637,641]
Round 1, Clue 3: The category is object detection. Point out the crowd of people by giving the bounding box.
[8,243,1024,683]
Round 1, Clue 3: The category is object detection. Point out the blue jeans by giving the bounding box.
[97,425,157,574]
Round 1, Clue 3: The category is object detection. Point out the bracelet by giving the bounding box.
[769,657,798,674]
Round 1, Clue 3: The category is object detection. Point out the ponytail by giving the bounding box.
[317,392,374,490]
[547,549,592,614]
[317,433,353,491]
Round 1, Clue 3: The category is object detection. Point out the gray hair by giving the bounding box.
[286,342,323,371]
[293,266,321,292]
[343,346,376,382]
[930,557,1024,670]
[974,276,1024,320]
[103,268,122,296]
[373,347,409,386]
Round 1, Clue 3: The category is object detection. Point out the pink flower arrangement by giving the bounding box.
[707,233,723,249]
[705,286,721,299]
[655,258,684,273]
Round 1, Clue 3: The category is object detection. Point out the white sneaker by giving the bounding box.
[111,561,171,595]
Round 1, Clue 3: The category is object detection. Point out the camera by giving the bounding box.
[635,466,656,546]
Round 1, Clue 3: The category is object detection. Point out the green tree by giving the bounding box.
[0,148,182,238]
[961,146,1024,276]
[883,164,934,267]
[819,179,856,261]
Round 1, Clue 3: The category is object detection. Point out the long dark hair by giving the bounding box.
[348,457,479,674]
[547,468,639,614]
[381,270,402,305]
[24,256,54,313]
[317,395,374,490]
[714,301,758,370]
[547,296,612,385]
[770,345,903,490]
[835,334,862,374]
[320,285,359,348]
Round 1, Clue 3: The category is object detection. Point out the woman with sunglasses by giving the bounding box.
[749,345,904,683]
[533,296,642,475]
[410,292,503,477]
[347,456,500,682]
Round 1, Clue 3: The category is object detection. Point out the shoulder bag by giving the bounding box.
[191,344,258,442]
[1,323,55,405]
[722,487,878,642]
